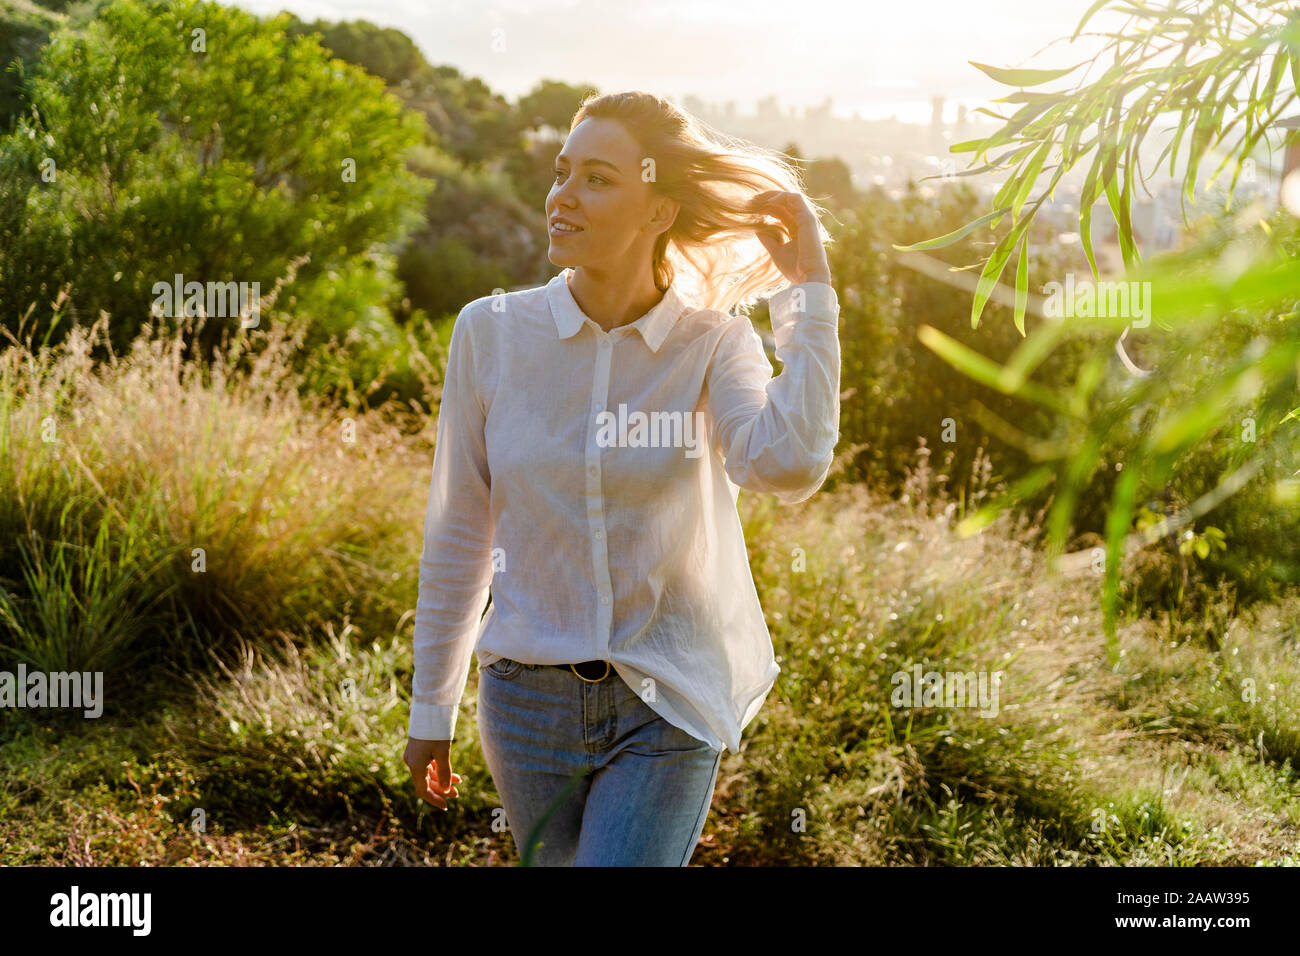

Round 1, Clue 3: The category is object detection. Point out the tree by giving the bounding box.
[0,0,430,358]
[0,0,62,133]
[398,145,544,319]
[517,79,595,136]
[285,16,429,87]
[895,0,1300,652]
[806,156,858,209]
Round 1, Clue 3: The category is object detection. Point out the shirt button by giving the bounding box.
[594,530,603,540]
[588,465,598,476]
[600,339,610,350]
[601,594,611,605]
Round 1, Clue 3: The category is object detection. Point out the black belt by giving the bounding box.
[549,660,612,682]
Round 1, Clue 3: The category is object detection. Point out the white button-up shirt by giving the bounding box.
[409,266,840,753]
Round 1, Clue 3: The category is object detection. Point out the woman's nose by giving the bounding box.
[553,178,577,207]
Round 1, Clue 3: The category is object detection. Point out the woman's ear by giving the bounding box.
[649,196,679,234]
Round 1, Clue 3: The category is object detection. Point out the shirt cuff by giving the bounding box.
[408,701,459,741]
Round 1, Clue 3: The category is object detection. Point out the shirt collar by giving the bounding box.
[546,267,687,353]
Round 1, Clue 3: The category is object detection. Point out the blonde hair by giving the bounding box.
[568,90,833,317]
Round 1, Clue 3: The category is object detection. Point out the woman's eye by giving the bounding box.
[553,168,605,185]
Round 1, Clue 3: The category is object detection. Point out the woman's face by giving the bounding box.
[546,117,676,270]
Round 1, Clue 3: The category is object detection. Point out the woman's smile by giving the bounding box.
[549,217,586,239]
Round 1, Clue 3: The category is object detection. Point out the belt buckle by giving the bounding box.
[570,661,610,683]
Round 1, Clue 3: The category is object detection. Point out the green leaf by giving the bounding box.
[917,324,1066,412]
[970,60,1088,87]
[1002,319,1068,389]
[1265,43,1292,103]
[1011,140,1052,222]
[918,144,1038,183]
[992,171,1021,211]
[955,464,1055,536]
[1071,0,1112,40]
[1079,199,1098,280]
[891,207,1011,252]
[520,765,591,865]
[971,226,1018,329]
[1070,353,1107,418]
[1045,430,1104,560]
[992,90,1070,105]
[1102,465,1140,660]
[1131,256,1300,325]
[1164,110,1190,180]
[1013,233,1029,336]
[1146,339,1300,454]
[1104,158,1140,272]
[1183,86,1225,205]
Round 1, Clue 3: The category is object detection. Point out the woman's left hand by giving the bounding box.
[750,191,832,286]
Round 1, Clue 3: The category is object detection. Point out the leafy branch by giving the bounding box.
[893,0,1300,656]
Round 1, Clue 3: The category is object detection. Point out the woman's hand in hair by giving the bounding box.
[750,191,832,286]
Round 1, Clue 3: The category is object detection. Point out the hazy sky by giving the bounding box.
[227,0,1124,123]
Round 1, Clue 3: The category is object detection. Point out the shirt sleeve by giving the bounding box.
[408,304,495,741]
[706,281,840,506]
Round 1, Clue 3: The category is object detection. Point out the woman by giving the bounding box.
[402,90,840,866]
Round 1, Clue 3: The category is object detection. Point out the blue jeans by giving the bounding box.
[476,656,723,866]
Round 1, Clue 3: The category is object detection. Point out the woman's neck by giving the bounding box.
[567,266,666,333]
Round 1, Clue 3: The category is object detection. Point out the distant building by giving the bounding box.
[930,96,944,150]
[756,95,782,123]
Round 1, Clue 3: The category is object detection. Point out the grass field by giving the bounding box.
[2,313,1298,866]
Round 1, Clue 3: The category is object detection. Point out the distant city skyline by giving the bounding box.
[227,0,1126,124]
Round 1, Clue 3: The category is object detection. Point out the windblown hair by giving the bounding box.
[568,90,833,317]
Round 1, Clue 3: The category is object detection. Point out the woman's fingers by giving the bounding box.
[417,770,448,809]
[427,765,462,795]
[432,772,461,796]
[755,224,785,257]
[759,195,818,248]
[754,195,825,284]
[421,767,451,809]
[756,195,798,229]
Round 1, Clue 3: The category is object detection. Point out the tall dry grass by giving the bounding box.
[0,290,438,702]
